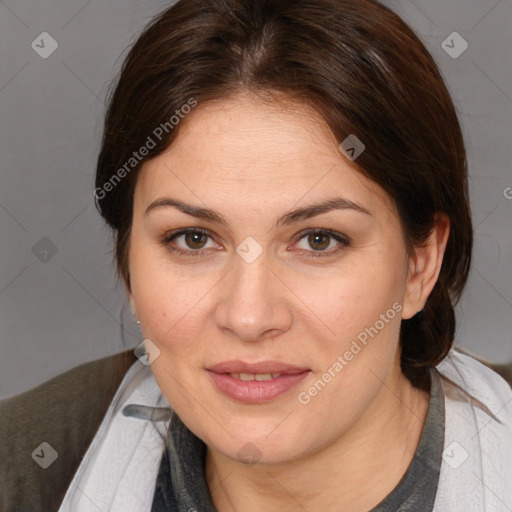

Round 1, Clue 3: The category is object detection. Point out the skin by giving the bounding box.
[128,91,450,512]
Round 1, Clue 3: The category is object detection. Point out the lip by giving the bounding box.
[206,360,311,403]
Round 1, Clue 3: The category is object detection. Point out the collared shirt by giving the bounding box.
[150,366,445,512]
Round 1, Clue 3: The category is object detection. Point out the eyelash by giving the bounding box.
[160,227,350,259]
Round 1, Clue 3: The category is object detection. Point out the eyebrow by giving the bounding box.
[144,196,371,229]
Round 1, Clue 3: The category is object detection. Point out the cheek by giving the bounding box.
[301,257,406,342]
[134,275,211,346]
[292,271,405,431]
[130,229,199,310]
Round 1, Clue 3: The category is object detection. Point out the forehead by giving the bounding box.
[135,93,392,215]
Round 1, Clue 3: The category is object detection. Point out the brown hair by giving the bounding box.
[95,0,473,388]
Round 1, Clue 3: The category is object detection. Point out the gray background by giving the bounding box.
[1,0,511,399]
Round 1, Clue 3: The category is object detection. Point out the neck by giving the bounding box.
[205,370,430,512]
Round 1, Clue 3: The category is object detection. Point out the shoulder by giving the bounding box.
[437,346,512,408]
[437,346,512,428]
[434,347,512,511]
[1,350,137,428]
[0,350,137,512]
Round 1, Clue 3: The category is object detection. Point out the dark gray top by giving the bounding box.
[150,367,445,512]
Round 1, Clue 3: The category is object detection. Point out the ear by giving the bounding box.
[402,213,450,320]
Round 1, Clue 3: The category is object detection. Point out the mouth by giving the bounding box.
[206,360,309,374]
[224,372,289,381]
[206,360,311,403]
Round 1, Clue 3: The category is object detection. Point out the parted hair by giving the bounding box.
[95,0,473,389]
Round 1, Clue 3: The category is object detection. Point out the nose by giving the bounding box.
[214,252,293,342]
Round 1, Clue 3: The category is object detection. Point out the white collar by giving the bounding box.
[434,349,512,511]
[57,360,171,512]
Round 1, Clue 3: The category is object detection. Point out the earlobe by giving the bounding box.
[129,294,138,321]
[402,213,450,319]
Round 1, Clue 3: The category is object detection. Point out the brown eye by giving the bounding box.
[183,232,209,249]
[307,232,330,251]
[295,229,350,258]
[161,228,217,257]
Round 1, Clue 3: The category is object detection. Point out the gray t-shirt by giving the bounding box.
[150,367,445,512]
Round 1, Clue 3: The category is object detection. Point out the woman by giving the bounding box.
[1,0,511,510]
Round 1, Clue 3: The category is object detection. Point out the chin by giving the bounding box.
[202,418,313,466]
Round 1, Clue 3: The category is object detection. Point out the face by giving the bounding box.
[128,92,418,464]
